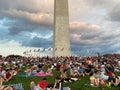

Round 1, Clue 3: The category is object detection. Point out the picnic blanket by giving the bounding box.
[19,74,34,78]
[34,73,53,77]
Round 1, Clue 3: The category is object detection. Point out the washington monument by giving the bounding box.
[53,0,70,57]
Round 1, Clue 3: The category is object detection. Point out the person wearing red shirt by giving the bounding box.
[30,78,49,90]
[38,78,48,90]
[4,69,12,82]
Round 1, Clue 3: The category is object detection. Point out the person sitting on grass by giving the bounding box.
[107,73,120,87]
[84,67,91,76]
[72,66,79,76]
[114,77,120,87]
[53,77,70,90]
[12,65,20,76]
[0,67,6,77]
[78,66,84,77]
[0,76,5,89]
[30,78,49,90]
[25,67,32,77]
[45,66,52,75]
[90,72,106,87]
[0,76,13,90]
[100,71,109,81]
[93,70,100,79]
[107,69,117,86]
[69,66,74,76]
[60,70,80,83]
[3,69,13,82]
[90,72,99,86]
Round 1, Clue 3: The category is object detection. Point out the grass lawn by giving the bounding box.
[4,67,120,90]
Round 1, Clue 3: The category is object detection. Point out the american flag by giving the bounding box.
[38,49,40,52]
[48,48,51,51]
[23,51,26,55]
[42,48,45,52]
[29,50,31,52]
[33,49,36,52]
[54,48,57,51]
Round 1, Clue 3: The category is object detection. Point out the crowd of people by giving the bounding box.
[0,54,120,90]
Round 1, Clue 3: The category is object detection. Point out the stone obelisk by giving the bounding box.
[53,0,70,57]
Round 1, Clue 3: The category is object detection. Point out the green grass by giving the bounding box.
[4,67,120,90]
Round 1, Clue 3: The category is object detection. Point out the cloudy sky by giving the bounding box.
[0,0,120,56]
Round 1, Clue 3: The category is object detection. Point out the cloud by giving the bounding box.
[29,36,52,48]
[69,21,120,55]
[0,0,54,13]
[83,0,118,9]
[107,3,120,21]
[1,9,53,27]
[0,0,54,35]
[70,22,101,45]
